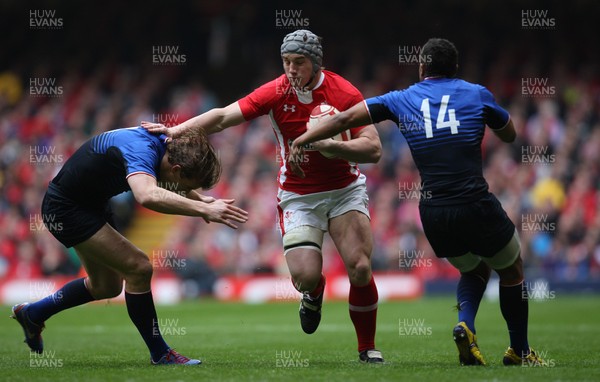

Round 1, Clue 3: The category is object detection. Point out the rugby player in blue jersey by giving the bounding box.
[11,127,248,365]
[292,38,545,366]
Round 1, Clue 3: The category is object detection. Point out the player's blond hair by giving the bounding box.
[166,129,221,189]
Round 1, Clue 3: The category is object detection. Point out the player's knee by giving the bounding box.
[465,260,492,283]
[496,256,524,286]
[127,257,154,284]
[87,279,123,299]
[97,283,123,299]
[105,283,123,299]
[346,255,372,285]
[289,270,321,292]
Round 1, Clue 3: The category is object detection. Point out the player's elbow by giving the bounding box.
[497,129,516,143]
[133,189,156,208]
[215,108,228,130]
[362,140,382,163]
[498,120,517,143]
[205,108,229,134]
[369,142,382,163]
[506,127,517,142]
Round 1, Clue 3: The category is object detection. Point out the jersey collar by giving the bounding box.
[312,71,325,90]
[158,133,170,144]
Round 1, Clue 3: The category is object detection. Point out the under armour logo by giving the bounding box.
[283,104,296,112]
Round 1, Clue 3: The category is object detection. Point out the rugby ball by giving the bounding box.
[306,104,351,158]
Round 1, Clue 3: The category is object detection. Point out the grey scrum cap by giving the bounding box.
[280,29,323,73]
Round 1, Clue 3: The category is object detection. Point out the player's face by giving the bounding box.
[159,155,202,194]
[282,53,313,88]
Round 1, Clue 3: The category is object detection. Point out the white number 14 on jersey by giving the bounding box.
[420,95,460,138]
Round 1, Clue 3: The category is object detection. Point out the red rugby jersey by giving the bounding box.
[238,70,367,195]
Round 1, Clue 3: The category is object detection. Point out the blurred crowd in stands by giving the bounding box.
[0,1,598,294]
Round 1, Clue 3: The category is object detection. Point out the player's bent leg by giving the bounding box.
[74,224,200,365]
[284,226,325,293]
[446,254,489,366]
[74,224,153,293]
[284,226,326,335]
[329,211,373,286]
[76,249,123,300]
[284,249,324,293]
[329,211,383,363]
[10,236,125,354]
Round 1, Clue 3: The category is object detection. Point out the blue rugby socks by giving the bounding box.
[500,282,529,356]
[125,290,170,362]
[456,272,487,334]
[27,278,95,324]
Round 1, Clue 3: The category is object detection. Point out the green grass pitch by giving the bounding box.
[1,296,599,381]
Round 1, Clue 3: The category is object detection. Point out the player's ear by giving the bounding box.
[171,164,182,177]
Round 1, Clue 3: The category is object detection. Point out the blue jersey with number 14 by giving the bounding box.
[366,78,510,206]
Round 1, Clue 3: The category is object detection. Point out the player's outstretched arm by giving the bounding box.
[292,102,372,149]
[491,118,517,143]
[312,125,382,163]
[141,102,246,138]
[127,173,248,229]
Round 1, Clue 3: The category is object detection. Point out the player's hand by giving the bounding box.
[311,138,333,151]
[287,145,306,178]
[291,132,309,151]
[186,190,216,223]
[202,199,248,229]
[141,121,183,138]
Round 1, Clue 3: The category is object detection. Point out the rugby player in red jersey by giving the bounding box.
[143,30,384,363]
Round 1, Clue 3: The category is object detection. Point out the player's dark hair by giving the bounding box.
[421,38,458,78]
[166,129,221,189]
